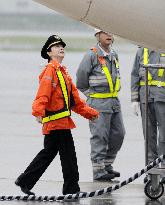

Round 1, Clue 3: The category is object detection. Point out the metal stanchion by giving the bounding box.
[142,63,165,199]
[142,64,165,166]
[144,66,149,166]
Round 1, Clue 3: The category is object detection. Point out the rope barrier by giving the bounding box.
[0,155,164,202]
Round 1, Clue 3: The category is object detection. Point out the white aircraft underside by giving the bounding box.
[34,0,165,51]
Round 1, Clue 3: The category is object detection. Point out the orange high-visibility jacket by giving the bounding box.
[32,60,99,134]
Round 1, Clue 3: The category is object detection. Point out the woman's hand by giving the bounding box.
[36,116,43,123]
[90,116,98,121]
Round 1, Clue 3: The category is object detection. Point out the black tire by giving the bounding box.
[144,180,164,200]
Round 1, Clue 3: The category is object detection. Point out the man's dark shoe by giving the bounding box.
[105,165,120,177]
[15,178,35,195]
[106,169,120,177]
[94,173,115,182]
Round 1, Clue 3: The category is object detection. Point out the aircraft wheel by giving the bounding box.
[144,180,164,200]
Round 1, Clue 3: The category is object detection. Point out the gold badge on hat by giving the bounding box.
[54,35,61,40]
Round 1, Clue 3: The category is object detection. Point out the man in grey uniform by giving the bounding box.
[76,29,125,181]
[131,47,165,183]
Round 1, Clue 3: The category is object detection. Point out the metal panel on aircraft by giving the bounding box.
[34,0,165,51]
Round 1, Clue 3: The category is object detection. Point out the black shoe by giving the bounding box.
[105,165,120,177]
[94,173,115,182]
[107,169,120,177]
[15,178,35,195]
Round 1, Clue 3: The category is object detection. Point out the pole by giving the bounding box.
[145,67,149,166]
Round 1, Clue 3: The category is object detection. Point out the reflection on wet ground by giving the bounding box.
[1,179,165,205]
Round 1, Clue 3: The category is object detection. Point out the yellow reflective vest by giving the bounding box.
[140,48,165,87]
[42,69,71,123]
[89,47,120,98]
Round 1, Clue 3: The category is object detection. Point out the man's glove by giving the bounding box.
[131,102,139,116]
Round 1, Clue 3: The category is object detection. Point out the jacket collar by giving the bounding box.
[95,43,114,61]
[49,60,63,70]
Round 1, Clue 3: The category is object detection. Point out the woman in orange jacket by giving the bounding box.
[15,35,99,196]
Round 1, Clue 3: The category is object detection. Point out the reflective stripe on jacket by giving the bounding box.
[131,47,165,103]
[76,44,121,113]
[140,48,165,86]
[42,69,71,123]
[32,60,99,134]
[89,47,120,98]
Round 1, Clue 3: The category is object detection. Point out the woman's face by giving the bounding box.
[47,43,65,60]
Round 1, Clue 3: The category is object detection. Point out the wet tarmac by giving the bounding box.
[1,44,165,204]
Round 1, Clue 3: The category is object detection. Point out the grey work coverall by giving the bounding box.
[131,47,165,166]
[76,44,125,179]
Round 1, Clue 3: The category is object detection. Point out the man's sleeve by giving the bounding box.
[76,51,93,96]
[131,49,141,102]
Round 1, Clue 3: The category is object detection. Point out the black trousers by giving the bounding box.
[17,129,80,195]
